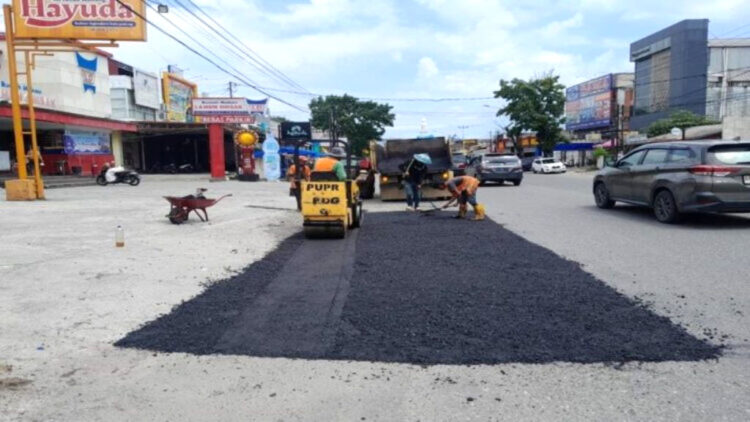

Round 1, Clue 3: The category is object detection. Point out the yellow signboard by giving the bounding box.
[12,0,147,41]
[162,72,198,122]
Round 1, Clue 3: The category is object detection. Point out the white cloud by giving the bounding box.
[417,57,440,79]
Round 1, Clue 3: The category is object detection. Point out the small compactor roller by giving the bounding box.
[299,140,363,239]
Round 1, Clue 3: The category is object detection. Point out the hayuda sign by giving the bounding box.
[12,0,147,41]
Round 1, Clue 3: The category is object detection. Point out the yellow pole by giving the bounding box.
[3,4,27,180]
[24,50,45,199]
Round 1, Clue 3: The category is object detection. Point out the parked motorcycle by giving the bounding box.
[96,165,140,186]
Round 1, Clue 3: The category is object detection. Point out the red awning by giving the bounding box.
[0,105,137,132]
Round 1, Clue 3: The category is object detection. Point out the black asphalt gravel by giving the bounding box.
[116,212,721,365]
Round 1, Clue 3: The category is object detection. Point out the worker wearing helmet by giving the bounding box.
[288,156,311,210]
[312,147,347,181]
[442,175,485,220]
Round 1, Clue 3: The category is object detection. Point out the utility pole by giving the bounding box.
[228,81,235,98]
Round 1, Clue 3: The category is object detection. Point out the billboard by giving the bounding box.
[12,0,147,41]
[280,121,312,141]
[162,72,197,122]
[192,98,252,116]
[133,69,159,110]
[63,130,111,154]
[565,74,613,131]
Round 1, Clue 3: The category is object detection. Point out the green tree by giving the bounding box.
[309,94,395,155]
[645,110,719,138]
[493,74,566,155]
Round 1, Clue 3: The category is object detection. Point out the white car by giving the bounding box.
[532,158,567,174]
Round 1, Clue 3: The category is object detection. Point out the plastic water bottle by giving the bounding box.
[263,132,281,181]
[115,225,124,248]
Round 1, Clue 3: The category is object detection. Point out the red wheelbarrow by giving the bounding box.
[164,194,232,224]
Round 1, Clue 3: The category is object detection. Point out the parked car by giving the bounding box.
[452,152,468,176]
[521,156,535,171]
[592,140,750,223]
[465,153,523,186]
[532,158,566,174]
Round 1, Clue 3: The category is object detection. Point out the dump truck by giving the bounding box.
[369,137,453,201]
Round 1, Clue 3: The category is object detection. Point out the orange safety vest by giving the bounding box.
[313,157,339,172]
[451,176,480,196]
[288,164,311,188]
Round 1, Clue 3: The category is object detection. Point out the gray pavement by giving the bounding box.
[1,174,749,421]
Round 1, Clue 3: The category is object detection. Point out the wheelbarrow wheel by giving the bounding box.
[168,207,187,225]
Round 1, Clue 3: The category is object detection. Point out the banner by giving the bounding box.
[162,72,197,122]
[133,69,160,109]
[192,98,252,116]
[565,74,613,131]
[280,121,312,141]
[63,130,111,154]
[12,0,147,41]
[76,52,98,93]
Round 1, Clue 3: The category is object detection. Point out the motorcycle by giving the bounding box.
[96,165,140,186]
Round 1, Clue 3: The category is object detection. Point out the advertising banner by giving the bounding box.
[133,69,160,110]
[200,115,256,124]
[63,130,111,154]
[12,0,147,41]
[192,98,251,116]
[247,98,267,114]
[565,74,613,131]
[162,72,197,122]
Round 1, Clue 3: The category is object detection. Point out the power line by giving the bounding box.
[178,0,311,94]
[115,0,309,113]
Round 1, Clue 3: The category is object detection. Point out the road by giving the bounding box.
[1,174,749,421]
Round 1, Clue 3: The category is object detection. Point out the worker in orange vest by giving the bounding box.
[312,147,347,181]
[442,175,485,220]
[287,156,311,210]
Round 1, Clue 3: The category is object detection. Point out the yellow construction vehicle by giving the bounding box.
[299,141,363,239]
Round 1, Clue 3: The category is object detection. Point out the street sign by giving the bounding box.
[670,127,682,137]
[280,121,312,141]
[12,0,147,41]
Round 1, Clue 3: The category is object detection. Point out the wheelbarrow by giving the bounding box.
[164,194,232,224]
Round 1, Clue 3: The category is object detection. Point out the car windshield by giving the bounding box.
[485,156,518,164]
[542,159,556,164]
[452,154,466,164]
[708,145,750,165]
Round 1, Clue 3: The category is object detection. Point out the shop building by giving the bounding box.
[706,39,750,121]
[629,20,710,130]
[0,34,136,176]
[565,73,634,140]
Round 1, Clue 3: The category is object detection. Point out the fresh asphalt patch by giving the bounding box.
[116,212,720,365]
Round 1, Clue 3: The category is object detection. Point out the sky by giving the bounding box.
[8,0,750,138]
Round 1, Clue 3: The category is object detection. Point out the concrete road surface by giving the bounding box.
[1,174,748,421]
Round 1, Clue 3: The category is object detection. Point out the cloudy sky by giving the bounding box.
[14,0,750,138]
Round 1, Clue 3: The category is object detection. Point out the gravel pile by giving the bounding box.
[117,212,720,365]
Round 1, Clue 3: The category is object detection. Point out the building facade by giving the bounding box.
[706,39,750,121]
[0,37,136,176]
[629,20,710,130]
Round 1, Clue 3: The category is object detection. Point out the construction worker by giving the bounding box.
[312,147,347,181]
[442,175,486,220]
[287,156,311,210]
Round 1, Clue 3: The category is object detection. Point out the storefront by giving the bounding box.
[0,106,137,176]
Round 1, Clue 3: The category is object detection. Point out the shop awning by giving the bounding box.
[0,105,137,132]
[554,142,595,151]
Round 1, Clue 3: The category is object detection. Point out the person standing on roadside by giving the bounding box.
[287,156,311,210]
[399,155,429,211]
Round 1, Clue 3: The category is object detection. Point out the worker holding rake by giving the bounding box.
[442,175,486,220]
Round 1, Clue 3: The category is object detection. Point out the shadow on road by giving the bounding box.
[590,204,750,229]
[117,213,721,365]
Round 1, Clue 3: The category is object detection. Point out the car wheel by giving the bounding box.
[594,183,615,209]
[513,180,521,186]
[532,169,538,174]
[653,190,680,224]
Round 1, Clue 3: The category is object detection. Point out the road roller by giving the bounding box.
[301,178,362,238]
[299,140,363,239]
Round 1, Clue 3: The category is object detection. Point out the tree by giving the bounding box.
[493,74,566,155]
[309,95,395,155]
[646,110,719,138]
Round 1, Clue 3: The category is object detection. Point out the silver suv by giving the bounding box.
[593,141,750,223]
